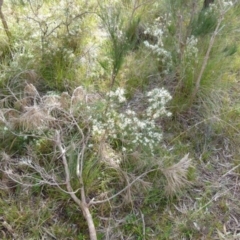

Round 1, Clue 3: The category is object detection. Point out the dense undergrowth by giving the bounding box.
[0,0,240,239]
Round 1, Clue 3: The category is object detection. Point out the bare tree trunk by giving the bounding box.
[0,0,11,41]
[203,0,215,9]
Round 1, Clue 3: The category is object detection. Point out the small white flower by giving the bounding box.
[122,147,126,152]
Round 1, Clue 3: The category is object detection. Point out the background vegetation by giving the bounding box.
[0,0,240,239]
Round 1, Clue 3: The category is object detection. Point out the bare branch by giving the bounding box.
[54,129,97,240]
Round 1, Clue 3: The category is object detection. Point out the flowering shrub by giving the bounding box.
[143,17,173,75]
[184,36,199,62]
[92,87,172,156]
[146,88,172,119]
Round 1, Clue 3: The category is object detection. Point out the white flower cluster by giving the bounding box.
[117,112,163,153]
[92,87,172,154]
[92,108,163,153]
[185,35,199,61]
[206,0,233,13]
[146,88,172,119]
[143,18,172,74]
[107,87,126,103]
[222,0,233,8]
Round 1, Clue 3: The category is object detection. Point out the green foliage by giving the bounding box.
[39,48,75,91]
[0,38,12,63]
[191,9,218,36]
[0,127,30,153]
[223,43,237,56]
[98,5,132,87]
[125,16,141,49]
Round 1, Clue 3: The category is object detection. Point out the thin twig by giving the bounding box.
[193,186,235,215]
[140,210,146,240]
[221,163,240,179]
[90,168,158,205]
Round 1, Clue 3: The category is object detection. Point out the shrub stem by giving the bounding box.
[190,12,224,104]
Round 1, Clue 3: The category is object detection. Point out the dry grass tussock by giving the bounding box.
[71,86,101,106]
[2,83,102,132]
[99,142,122,168]
[162,153,192,195]
[12,106,56,131]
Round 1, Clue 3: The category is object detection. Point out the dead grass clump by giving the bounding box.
[163,154,192,195]
[71,86,101,107]
[12,106,55,131]
[0,109,7,124]
[42,95,61,109]
[71,86,87,105]
[100,142,122,168]
[60,92,71,109]
[14,97,31,110]
[24,83,39,99]
[1,108,19,124]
